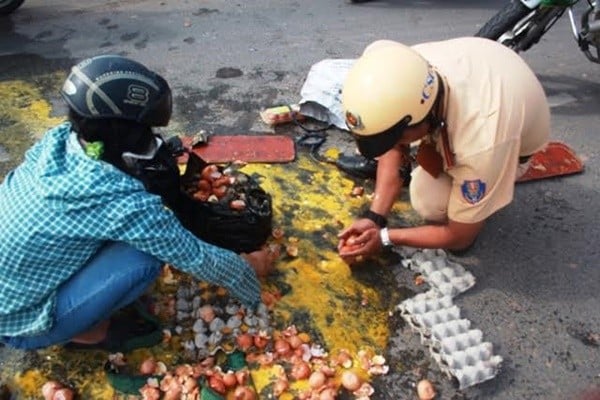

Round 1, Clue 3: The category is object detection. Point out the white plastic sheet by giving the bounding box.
[299,59,356,130]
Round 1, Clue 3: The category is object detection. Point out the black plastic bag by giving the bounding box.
[179,152,273,254]
[126,137,186,215]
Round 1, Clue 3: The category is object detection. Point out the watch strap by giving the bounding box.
[360,209,387,228]
[380,227,393,247]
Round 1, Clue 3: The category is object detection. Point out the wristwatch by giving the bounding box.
[361,209,387,228]
[380,227,393,247]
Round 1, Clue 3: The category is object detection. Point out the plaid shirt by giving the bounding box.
[0,123,260,337]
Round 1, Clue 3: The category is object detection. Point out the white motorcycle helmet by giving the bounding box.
[342,40,439,159]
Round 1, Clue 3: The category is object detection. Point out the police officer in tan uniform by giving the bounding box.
[337,37,549,261]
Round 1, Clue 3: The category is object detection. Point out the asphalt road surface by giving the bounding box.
[1,1,599,399]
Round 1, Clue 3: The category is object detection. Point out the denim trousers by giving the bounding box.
[3,242,162,350]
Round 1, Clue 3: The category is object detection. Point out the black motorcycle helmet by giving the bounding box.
[60,54,172,127]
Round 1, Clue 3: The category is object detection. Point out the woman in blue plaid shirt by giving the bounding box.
[0,55,273,351]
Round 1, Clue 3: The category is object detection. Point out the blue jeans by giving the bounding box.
[3,242,162,350]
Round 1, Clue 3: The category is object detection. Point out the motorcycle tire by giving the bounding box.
[0,0,25,15]
[475,1,531,40]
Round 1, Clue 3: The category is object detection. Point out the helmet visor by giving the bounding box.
[352,116,410,159]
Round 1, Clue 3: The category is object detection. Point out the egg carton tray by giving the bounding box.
[400,248,476,297]
[394,247,503,390]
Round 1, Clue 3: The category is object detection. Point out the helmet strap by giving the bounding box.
[426,71,446,132]
[430,74,455,168]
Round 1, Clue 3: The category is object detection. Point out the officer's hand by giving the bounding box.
[338,226,383,265]
[241,245,278,278]
[337,218,378,245]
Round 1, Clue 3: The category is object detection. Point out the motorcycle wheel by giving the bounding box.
[0,0,25,15]
[476,1,566,52]
[475,1,531,41]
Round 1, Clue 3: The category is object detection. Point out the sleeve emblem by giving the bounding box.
[461,179,486,204]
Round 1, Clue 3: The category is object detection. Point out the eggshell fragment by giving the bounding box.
[340,370,362,392]
[308,371,326,389]
[139,357,158,375]
[52,388,74,400]
[417,379,436,400]
[41,381,62,400]
[290,361,311,380]
[233,385,257,400]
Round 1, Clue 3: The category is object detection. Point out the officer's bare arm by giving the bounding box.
[370,146,405,216]
[388,219,484,251]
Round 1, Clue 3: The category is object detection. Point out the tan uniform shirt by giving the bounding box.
[412,37,550,223]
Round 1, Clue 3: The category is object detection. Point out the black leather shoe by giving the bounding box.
[335,153,378,179]
[335,153,412,186]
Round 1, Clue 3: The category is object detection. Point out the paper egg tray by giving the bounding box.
[395,248,503,390]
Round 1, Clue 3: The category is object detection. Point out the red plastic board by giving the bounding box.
[179,135,295,164]
[517,141,584,183]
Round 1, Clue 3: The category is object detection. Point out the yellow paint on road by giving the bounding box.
[0,77,65,178]
[243,158,393,354]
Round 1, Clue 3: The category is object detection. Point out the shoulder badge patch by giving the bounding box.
[461,179,486,204]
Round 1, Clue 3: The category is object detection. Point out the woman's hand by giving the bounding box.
[241,245,278,277]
